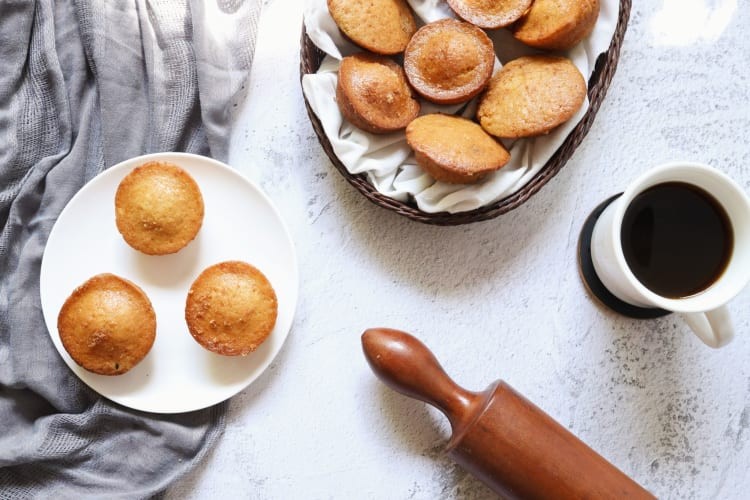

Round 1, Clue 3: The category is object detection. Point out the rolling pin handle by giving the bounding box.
[361,328,479,427]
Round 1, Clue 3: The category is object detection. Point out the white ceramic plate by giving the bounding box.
[40,152,298,414]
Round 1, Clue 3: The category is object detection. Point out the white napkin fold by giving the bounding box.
[302,0,619,213]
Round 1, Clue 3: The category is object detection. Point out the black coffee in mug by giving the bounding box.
[620,182,733,298]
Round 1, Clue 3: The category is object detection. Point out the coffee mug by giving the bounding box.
[590,161,750,348]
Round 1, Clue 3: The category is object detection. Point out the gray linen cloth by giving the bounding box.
[0,0,260,497]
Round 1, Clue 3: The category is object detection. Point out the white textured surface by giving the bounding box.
[168,0,750,498]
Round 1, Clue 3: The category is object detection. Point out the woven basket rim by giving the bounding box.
[300,1,632,225]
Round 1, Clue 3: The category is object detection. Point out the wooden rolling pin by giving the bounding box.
[361,328,655,499]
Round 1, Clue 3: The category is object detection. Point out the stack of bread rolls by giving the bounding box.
[327,0,599,184]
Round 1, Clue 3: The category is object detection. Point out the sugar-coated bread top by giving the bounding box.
[115,161,204,255]
[327,0,416,55]
[406,113,511,184]
[336,53,420,134]
[185,261,278,357]
[447,0,534,29]
[477,55,586,139]
[57,273,156,375]
[513,0,600,50]
[404,19,495,105]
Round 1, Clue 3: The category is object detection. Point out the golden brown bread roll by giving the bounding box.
[327,0,416,55]
[477,55,586,139]
[447,0,534,29]
[185,261,278,356]
[115,161,204,255]
[513,0,600,50]
[58,273,156,375]
[404,19,495,105]
[336,53,420,134]
[406,114,511,184]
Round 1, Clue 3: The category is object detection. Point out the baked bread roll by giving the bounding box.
[406,114,511,184]
[115,161,204,255]
[185,261,278,356]
[336,53,420,134]
[57,273,156,375]
[404,19,495,105]
[513,0,600,50]
[447,0,534,29]
[327,0,416,55]
[477,55,586,138]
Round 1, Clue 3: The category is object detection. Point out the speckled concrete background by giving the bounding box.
[167,0,750,497]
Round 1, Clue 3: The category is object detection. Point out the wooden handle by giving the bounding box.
[361,328,480,429]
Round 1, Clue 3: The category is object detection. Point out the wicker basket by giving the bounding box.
[300,1,631,225]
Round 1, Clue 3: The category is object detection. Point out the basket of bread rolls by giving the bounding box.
[300,0,631,225]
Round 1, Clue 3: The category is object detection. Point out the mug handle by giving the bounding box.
[682,306,734,348]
